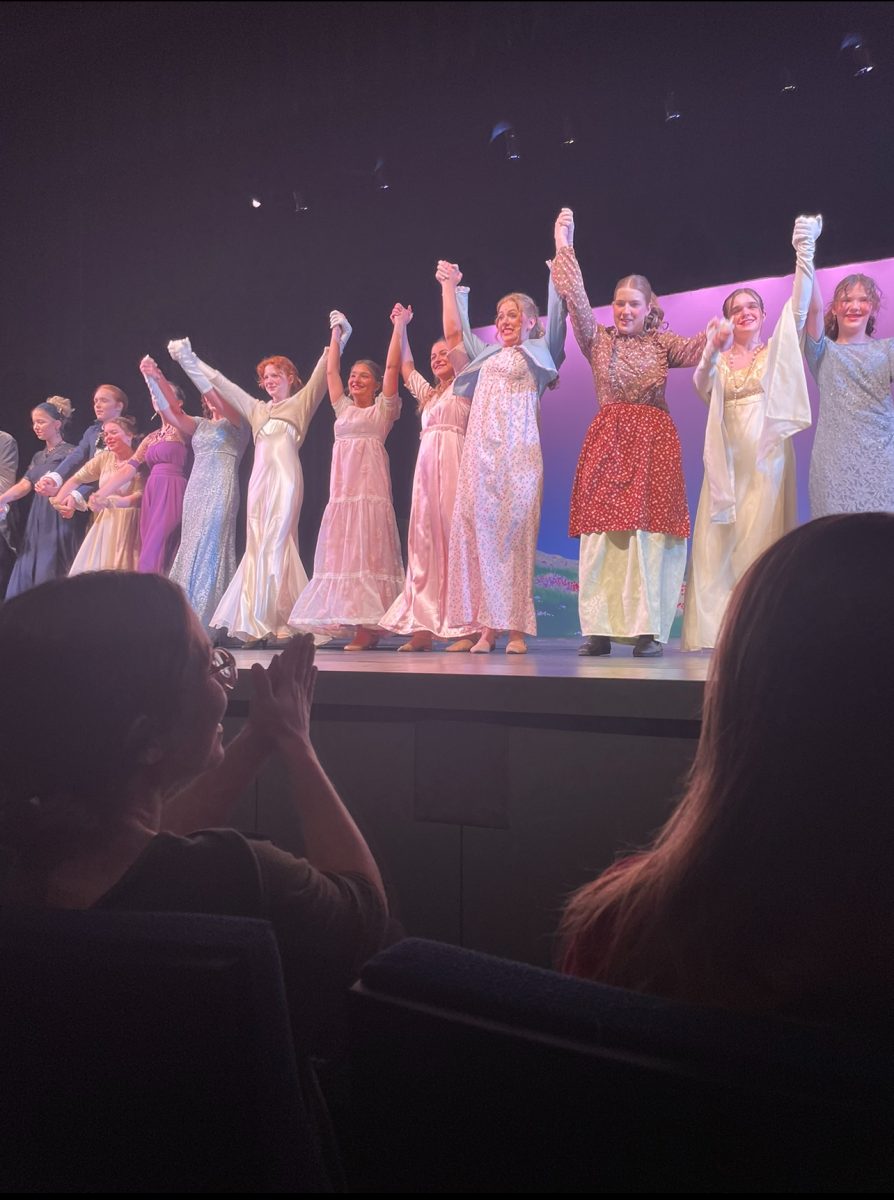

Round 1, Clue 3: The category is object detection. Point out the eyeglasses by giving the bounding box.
[210,646,237,692]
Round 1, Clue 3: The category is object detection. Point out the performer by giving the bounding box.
[379,302,475,651]
[288,316,404,649]
[0,428,18,596]
[440,262,567,655]
[91,384,189,575]
[53,416,143,574]
[681,217,815,651]
[0,398,80,598]
[551,208,706,658]
[33,384,129,510]
[803,225,894,516]
[168,316,343,647]
[139,356,249,636]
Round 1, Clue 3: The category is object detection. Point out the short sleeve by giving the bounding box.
[332,392,351,417]
[405,369,436,407]
[803,332,826,380]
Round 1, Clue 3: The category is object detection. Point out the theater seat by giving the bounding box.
[347,938,892,1193]
[0,910,334,1193]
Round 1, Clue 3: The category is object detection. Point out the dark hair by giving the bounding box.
[721,287,765,320]
[351,359,384,387]
[0,573,197,865]
[824,274,882,339]
[560,514,894,1019]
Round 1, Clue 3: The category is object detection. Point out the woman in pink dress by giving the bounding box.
[288,317,404,650]
[379,303,475,652]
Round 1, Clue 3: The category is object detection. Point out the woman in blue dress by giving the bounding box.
[138,357,249,635]
[0,398,81,599]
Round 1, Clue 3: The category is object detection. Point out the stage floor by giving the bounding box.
[229,638,711,728]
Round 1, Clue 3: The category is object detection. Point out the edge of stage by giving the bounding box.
[225,638,711,968]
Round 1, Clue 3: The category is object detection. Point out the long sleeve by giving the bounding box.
[456,287,491,362]
[45,425,99,486]
[757,301,812,464]
[0,433,18,494]
[550,246,596,360]
[544,273,568,370]
[281,350,329,438]
[71,452,105,485]
[693,344,720,405]
[194,358,263,426]
[662,329,708,368]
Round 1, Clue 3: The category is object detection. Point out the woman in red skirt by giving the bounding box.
[551,208,710,657]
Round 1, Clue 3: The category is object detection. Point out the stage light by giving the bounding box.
[489,120,513,143]
[374,158,390,190]
[780,68,798,93]
[250,196,262,209]
[664,92,681,122]
[562,116,576,146]
[293,190,308,213]
[853,46,875,76]
[505,131,521,160]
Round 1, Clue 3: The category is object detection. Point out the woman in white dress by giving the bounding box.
[288,318,404,650]
[52,416,143,574]
[681,217,817,651]
[167,312,350,646]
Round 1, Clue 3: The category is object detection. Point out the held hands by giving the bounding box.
[35,476,60,497]
[140,355,162,380]
[390,303,414,326]
[87,494,111,512]
[436,261,462,288]
[792,214,823,254]
[706,317,734,354]
[167,337,194,364]
[329,310,353,352]
[554,207,575,249]
[247,633,317,751]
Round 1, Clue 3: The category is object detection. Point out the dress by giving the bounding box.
[169,416,250,632]
[379,372,474,639]
[130,430,189,575]
[68,450,143,575]
[203,354,328,642]
[5,443,81,599]
[446,282,567,637]
[805,334,894,516]
[288,393,404,634]
[682,303,811,651]
[551,246,706,643]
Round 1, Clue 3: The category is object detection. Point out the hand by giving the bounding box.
[707,317,733,353]
[554,207,575,249]
[167,337,193,363]
[140,355,162,379]
[35,476,59,497]
[792,214,822,249]
[436,261,462,287]
[247,633,317,750]
[390,303,414,326]
[56,496,77,519]
[88,495,111,512]
[329,310,352,352]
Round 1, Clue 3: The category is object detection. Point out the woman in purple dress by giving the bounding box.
[92,383,190,574]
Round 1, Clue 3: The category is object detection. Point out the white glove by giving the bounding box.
[167,337,214,394]
[329,310,352,353]
[792,214,822,265]
[791,215,822,333]
[554,207,575,249]
[145,375,171,413]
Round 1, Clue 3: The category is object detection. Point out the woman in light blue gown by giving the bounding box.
[139,357,249,634]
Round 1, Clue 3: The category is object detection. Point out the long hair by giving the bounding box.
[0,573,197,867]
[256,355,302,394]
[721,287,765,320]
[824,273,882,339]
[560,514,894,1019]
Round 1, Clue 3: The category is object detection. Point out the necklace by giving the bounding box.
[725,343,765,401]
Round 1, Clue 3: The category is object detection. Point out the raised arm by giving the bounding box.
[437,262,489,361]
[791,215,823,342]
[168,338,260,425]
[693,318,733,403]
[382,305,409,398]
[327,323,345,405]
[550,209,597,359]
[544,271,569,369]
[140,356,198,437]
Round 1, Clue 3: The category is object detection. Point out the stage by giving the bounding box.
[225,640,710,968]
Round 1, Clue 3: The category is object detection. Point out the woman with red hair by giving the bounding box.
[168,313,350,645]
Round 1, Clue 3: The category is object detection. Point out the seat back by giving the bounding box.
[347,938,892,1193]
[0,909,333,1193]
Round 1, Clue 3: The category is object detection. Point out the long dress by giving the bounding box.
[379,372,475,639]
[551,245,706,643]
[68,450,143,575]
[288,393,404,635]
[682,304,811,651]
[169,416,249,632]
[5,442,81,599]
[202,354,328,642]
[446,283,567,638]
[805,334,894,516]
[130,430,189,575]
